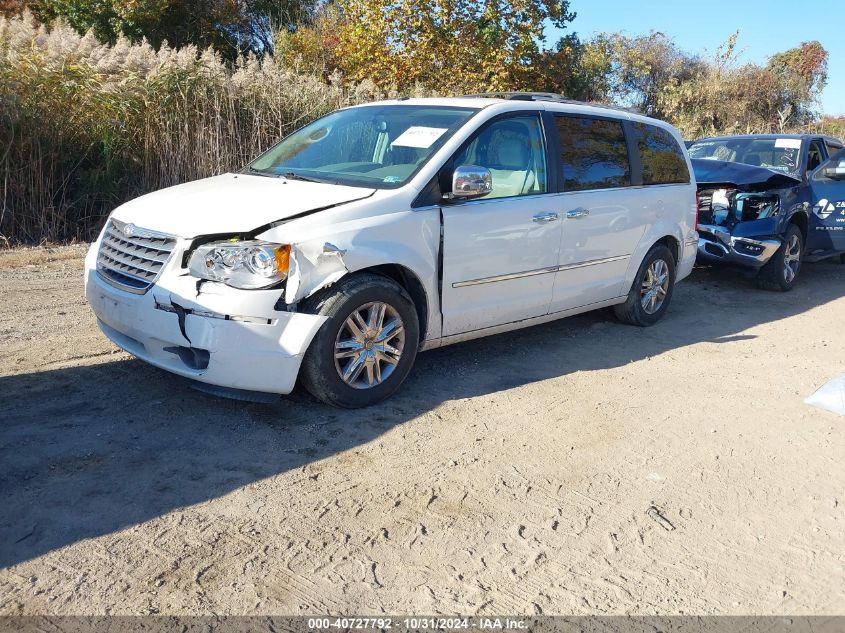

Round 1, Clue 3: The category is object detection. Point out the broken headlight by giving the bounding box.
[703,189,780,226]
[735,194,779,222]
[188,240,290,289]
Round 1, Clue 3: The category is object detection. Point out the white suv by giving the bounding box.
[85,93,698,407]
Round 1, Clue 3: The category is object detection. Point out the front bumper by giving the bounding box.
[696,224,781,269]
[84,245,326,395]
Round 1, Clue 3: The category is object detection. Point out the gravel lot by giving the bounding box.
[0,245,843,615]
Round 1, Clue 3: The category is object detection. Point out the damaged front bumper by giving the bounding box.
[84,245,327,395]
[696,224,782,268]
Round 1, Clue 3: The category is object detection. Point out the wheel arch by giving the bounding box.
[788,211,809,244]
[622,229,683,295]
[357,263,429,347]
[655,234,680,264]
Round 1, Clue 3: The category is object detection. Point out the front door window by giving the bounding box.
[453,115,548,200]
[807,141,825,173]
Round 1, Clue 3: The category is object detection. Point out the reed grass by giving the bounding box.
[0,12,381,244]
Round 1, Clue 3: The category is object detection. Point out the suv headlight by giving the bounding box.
[188,240,290,289]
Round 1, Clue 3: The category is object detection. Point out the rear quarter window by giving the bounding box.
[633,122,690,185]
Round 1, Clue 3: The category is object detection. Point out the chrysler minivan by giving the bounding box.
[85,93,698,407]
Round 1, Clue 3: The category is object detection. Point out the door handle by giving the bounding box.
[532,212,559,223]
[566,208,590,219]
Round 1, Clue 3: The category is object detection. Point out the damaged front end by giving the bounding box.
[696,188,784,266]
[84,223,331,396]
[692,159,802,269]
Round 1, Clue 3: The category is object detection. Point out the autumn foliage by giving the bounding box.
[0,4,839,244]
[329,0,575,92]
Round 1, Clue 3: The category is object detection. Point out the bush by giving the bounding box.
[0,12,380,244]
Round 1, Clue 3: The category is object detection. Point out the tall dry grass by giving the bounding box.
[0,12,383,244]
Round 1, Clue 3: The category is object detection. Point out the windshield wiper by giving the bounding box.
[281,171,321,183]
[245,168,323,182]
[245,166,279,178]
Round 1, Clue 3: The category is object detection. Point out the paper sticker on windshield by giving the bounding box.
[391,127,448,149]
[775,138,802,149]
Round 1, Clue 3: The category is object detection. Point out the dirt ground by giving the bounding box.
[0,245,843,616]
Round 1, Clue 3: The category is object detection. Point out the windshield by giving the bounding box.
[247,104,479,188]
[688,137,803,174]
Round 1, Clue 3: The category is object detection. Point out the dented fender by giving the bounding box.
[282,240,351,304]
[256,207,443,340]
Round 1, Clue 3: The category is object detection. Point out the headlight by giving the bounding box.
[736,193,779,222]
[188,240,290,289]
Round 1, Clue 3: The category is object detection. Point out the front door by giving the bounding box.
[809,145,845,253]
[440,113,562,337]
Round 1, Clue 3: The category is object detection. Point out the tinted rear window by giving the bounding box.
[633,122,690,185]
[554,115,631,191]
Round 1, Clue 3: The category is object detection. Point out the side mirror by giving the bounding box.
[821,164,845,180]
[450,165,492,199]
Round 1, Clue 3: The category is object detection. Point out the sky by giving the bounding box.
[546,0,845,116]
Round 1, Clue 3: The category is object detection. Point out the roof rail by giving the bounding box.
[460,92,642,115]
[462,91,566,101]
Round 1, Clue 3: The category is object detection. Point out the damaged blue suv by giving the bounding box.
[689,134,845,290]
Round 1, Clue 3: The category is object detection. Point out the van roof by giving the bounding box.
[460,91,643,115]
[360,94,675,130]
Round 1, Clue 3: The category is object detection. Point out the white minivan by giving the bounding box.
[85,93,698,407]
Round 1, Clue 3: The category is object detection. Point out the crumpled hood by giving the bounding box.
[110,173,376,238]
[692,158,801,190]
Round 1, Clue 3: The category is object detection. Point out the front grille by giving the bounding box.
[97,219,177,293]
[697,190,714,224]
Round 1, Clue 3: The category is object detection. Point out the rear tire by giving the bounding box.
[757,224,802,292]
[614,244,676,327]
[299,273,420,408]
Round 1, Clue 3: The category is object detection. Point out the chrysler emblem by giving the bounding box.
[111,219,170,241]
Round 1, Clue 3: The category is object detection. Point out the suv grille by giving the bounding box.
[697,190,714,224]
[97,219,177,294]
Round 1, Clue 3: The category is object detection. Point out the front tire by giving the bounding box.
[300,273,420,408]
[758,224,802,292]
[614,244,676,327]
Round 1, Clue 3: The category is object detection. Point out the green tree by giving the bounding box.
[331,0,576,93]
[767,41,828,127]
[528,32,613,101]
[656,33,830,138]
[275,3,343,76]
[591,30,703,116]
[29,0,315,57]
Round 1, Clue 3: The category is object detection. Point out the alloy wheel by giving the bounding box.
[334,301,405,390]
[640,259,670,315]
[783,234,801,284]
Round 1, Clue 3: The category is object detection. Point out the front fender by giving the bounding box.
[256,209,443,340]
